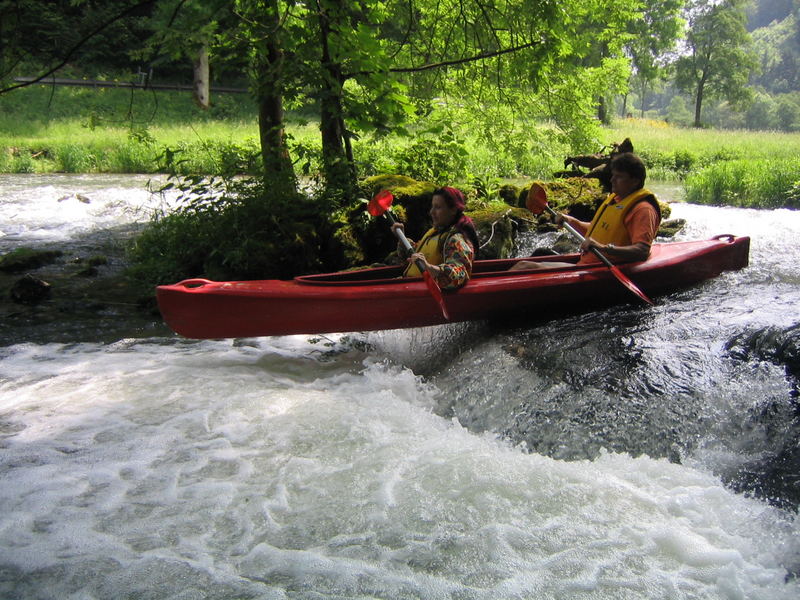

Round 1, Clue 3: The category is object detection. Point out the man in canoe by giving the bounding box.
[391,186,480,289]
[511,152,661,270]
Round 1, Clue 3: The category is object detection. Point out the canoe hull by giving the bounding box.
[156,235,750,338]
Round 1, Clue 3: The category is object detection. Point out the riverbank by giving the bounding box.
[0,226,170,346]
[0,174,176,346]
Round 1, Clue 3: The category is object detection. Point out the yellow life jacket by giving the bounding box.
[586,188,659,245]
[403,227,450,277]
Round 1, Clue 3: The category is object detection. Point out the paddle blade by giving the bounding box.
[423,271,450,320]
[608,264,654,305]
[525,182,549,215]
[367,189,394,216]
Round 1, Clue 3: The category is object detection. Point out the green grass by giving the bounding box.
[603,119,800,207]
[683,159,800,208]
[0,84,261,174]
[606,118,800,181]
[4,85,800,210]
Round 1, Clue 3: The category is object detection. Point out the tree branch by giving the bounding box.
[347,39,541,78]
[0,0,158,95]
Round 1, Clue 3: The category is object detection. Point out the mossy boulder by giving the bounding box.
[658,218,685,238]
[498,184,523,207]
[0,248,63,272]
[342,175,677,268]
[348,175,438,265]
[466,205,534,259]
[520,178,606,222]
[356,176,534,261]
[359,174,437,241]
[10,274,51,305]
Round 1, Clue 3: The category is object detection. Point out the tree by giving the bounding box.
[623,0,684,118]
[216,0,639,198]
[750,9,800,93]
[1,0,643,199]
[674,0,759,127]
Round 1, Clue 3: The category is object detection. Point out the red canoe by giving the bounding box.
[156,235,750,339]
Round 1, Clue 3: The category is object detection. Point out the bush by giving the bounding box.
[127,176,347,288]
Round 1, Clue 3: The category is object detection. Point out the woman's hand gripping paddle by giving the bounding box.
[526,183,654,306]
[368,190,451,320]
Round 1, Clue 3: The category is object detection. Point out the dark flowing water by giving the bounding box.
[1,176,798,599]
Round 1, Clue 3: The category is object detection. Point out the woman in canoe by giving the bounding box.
[391,186,479,290]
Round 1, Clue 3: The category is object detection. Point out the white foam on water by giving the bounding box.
[1,338,797,599]
[0,174,173,245]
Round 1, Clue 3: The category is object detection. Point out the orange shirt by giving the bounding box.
[625,200,660,246]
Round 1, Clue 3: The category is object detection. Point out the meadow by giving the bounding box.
[2,84,800,208]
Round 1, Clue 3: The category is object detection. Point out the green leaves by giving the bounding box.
[674,0,759,126]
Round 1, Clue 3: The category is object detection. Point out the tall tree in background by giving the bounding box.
[623,0,684,118]
[750,3,800,93]
[142,0,233,109]
[674,0,759,127]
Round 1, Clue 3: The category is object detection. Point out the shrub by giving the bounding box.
[685,159,800,209]
[127,176,345,288]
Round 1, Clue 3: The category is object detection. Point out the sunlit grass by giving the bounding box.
[684,159,800,208]
[606,118,800,181]
[3,86,800,208]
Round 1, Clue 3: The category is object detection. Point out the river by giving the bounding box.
[1,174,798,599]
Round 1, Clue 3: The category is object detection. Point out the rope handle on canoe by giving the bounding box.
[174,278,213,289]
[712,234,736,243]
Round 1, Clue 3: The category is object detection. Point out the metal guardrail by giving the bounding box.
[13,76,247,94]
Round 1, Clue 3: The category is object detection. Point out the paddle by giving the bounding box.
[525,183,654,306]
[367,189,451,320]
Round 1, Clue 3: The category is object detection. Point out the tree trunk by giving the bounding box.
[256,1,297,194]
[193,44,210,109]
[317,0,357,202]
[639,80,648,119]
[597,95,609,124]
[693,77,705,128]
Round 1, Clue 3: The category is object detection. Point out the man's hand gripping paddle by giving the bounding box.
[368,190,451,320]
[526,183,654,306]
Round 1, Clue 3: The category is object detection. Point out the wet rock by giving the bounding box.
[469,207,533,259]
[76,266,99,277]
[658,218,686,238]
[723,323,800,509]
[726,428,800,511]
[727,323,800,381]
[10,274,51,305]
[88,255,108,267]
[58,193,91,204]
[0,248,63,272]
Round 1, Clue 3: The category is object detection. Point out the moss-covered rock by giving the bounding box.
[9,274,51,305]
[360,174,436,199]
[348,175,677,267]
[0,248,63,272]
[518,178,605,223]
[498,184,522,207]
[466,205,534,259]
[658,218,686,238]
[521,178,672,229]
[350,175,439,265]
